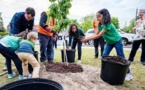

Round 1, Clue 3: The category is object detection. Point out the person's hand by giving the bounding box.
[67,46,71,50]
[80,38,88,43]
[132,27,136,33]
[45,27,51,31]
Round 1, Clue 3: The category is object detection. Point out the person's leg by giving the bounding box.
[47,36,54,61]
[114,39,131,75]
[38,33,49,62]
[0,45,22,75]
[77,40,82,60]
[94,39,99,58]
[72,40,77,49]
[114,39,125,58]
[55,39,57,49]
[102,44,113,56]
[27,54,40,78]
[99,37,105,56]
[141,40,145,64]
[128,40,141,62]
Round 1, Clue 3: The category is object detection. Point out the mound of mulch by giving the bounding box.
[44,62,83,73]
[102,56,131,65]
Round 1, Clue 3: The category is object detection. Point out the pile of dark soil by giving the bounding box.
[45,62,83,73]
[102,56,131,65]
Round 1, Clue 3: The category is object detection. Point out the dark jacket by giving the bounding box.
[10,12,34,34]
[68,29,85,46]
[39,12,48,29]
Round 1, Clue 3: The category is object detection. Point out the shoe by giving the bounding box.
[18,75,23,79]
[2,67,7,71]
[125,73,133,81]
[48,60,54,64]
[77,60,81,64]
[94,57,98,59]
[8,73,16,79]
[23,74,31,79]
[141,61,145,65]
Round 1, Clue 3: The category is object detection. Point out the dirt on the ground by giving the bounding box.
[40,63,117,90]
[45,62,83,73]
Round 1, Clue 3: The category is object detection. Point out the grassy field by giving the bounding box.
[0,45,145,90]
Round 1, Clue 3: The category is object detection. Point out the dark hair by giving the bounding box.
[25,7,35,17]
[15,31,28,39]
[69,24,79,36]
[98,8,111,25]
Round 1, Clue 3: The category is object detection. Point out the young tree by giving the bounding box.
[48,0,72,32]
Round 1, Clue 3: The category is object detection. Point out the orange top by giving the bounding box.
[93,19,99,34]
[38,25,53,36]
[49,17,56,27]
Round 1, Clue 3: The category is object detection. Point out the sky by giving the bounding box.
[0,0,144,28]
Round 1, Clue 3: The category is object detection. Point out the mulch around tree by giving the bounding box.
[44,62,83,73]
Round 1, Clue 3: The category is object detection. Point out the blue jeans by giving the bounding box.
[103,39,130,73]
[0,44,22,75]
[94,37,105,57]
[38,33,54,62]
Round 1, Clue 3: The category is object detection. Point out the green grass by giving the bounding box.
[0,45,145,90]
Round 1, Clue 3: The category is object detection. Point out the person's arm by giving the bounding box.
[28,19,34,32]
[10,14,21,34]
[81,30,106,42]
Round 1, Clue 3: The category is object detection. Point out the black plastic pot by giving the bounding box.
[61,49,75,63]
[100,56,130,85]
[0,78,63,90]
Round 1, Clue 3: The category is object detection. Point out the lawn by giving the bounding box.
[0,45,145,90]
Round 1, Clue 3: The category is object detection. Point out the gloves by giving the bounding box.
[45,27,52,32]
[45,27,55,33]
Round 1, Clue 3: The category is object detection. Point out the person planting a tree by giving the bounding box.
[67,24,85,64]
[81,8,133,81]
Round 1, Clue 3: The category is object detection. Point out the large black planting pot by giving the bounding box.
[100,56,131,85]
[0,78,63,90]
[61,49,75,63]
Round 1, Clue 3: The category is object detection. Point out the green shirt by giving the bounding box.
[0,36,20,51]
[98,23,121,44]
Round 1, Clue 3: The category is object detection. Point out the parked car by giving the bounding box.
[85,29,135,46]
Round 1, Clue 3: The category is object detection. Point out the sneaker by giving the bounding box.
[93,57,98,59]
[141,61,145,65]
[125,73,133,81]
[48,60,54,64]
[77,60,82,64]
[23,74,31,79]
[2,67,7,71]
[18,75,23,79]
[8,73,16,79]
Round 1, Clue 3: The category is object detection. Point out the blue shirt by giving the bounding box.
[16,40,35,54]
[10,12,34,34]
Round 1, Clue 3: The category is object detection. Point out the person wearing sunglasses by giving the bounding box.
[9,7,35,35]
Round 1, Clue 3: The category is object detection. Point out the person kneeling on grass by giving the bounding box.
[16,32,40,79]
[0,31,27,79]
[81,8,133,81]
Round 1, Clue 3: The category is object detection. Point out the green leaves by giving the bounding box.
[49,0,56,2]
[48,0,72,31]
[111,17,120,29]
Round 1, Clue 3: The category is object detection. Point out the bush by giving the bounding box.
[0,31,9,36]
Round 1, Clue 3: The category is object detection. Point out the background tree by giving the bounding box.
[48,0,72,33]
[122,18,135,33]
[0,12,5,32]
[79,14,95,32]
[111,17,120,29]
